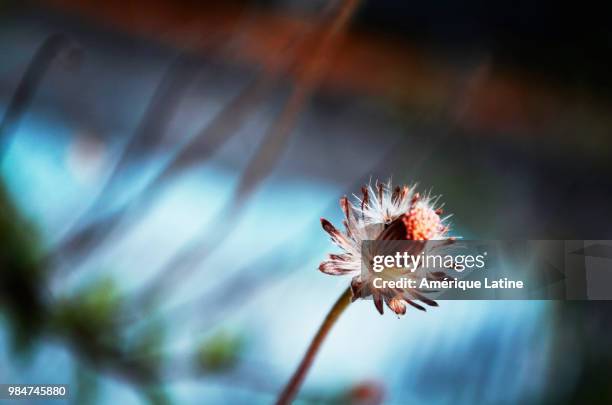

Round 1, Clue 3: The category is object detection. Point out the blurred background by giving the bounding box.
[1,0,612,404]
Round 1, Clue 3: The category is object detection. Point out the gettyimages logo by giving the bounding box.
[371,251,487,272]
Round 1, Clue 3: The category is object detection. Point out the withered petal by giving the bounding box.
[320,217,353,251]
[387,298,406,315]
[410,290,439,307]
[318,261,350,275]
[320,218,338,235]
[391,185,401,203]
[405,300,426,311]
[373,294,384,315]
[361,186,369,211]
[340,196,350,219]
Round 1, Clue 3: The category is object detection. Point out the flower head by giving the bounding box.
[319,180,453,315]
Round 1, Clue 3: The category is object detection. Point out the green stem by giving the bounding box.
[275,287,352,405]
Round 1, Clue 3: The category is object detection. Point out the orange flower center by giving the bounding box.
[404,203,442,240]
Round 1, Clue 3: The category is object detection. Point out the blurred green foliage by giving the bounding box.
[52,277,123,353]
[1,175,171,402]
[196,330,246,372]
[0,177,46,355]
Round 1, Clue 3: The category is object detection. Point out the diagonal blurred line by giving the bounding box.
[45,54,200,266]
[121,228,315,327]
[50,73,274,270]
[46,8,318,271]
[0,34,79,159]
[67,54,198,219]
[233,0,362,201]
[131,0,362,311]
[42,3,282,268]
[160,74,277,178]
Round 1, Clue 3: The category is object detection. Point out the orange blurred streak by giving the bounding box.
[44,0,451,105]
[42,0,612,151]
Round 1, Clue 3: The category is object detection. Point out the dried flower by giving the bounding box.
[319,180,453,315]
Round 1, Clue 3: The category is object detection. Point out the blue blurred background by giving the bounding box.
[1,1,612,404]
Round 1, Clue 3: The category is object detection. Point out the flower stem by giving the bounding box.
[275,287,353,405]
